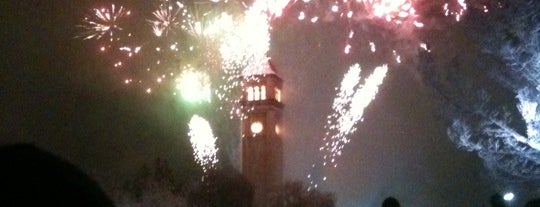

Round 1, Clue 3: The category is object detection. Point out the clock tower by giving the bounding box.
[240,60,283,207]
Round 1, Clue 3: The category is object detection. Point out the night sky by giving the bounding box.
[2,0,538,207]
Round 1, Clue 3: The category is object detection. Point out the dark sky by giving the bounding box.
[2,0,537,206]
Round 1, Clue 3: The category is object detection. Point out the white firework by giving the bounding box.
[188,115,219,172]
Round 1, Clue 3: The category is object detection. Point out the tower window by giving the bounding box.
[247,87,254,101]
[261,86,266,100]
[254,86,260,100]
[275,88,281,102]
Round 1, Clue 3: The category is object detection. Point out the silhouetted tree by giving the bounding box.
[525,198,540,207]
[187,168,253,207]
[268,181,335,207]
[114,158,188,207]
[0,144,115,207]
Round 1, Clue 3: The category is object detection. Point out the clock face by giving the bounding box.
[250,121,263,134]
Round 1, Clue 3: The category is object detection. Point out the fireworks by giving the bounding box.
[149,1,187,37]
[219,0,277,72]
[309,64,388,188]
[443,0,468,22]
[286,0,419,24]
[77,0,495,95]
[188,115,219,172]
[149,0,226,38]
[215,0,282,119]
[78,4,131,41]
[176,69,212,103]
[76,0,526,186]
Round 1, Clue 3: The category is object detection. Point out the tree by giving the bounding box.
[525,198,540,207]
[113,158,188,207]
[268,181,335,207]
[187,168,253,207]
[417,18,540,183]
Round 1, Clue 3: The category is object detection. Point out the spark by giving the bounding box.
[443,0,468,22]
[277,0,421,54]
[369,42,376,52]
[219,3,270,72]
[188,115,219,172]
[286,0,420,26]
[311,64,388,187]
[216,0,283,119]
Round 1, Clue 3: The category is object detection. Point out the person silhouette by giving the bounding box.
[382,196,401,207]
[0,144,115,207]
[490,193,507,207]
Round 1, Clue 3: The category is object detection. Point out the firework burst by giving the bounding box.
[149,0,187,37]
[78,4,131,41]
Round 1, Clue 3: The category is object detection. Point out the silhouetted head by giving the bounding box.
[0,143,114,207]
[490,193,507,207]
[382,197,400,207]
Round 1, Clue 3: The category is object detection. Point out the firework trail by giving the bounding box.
[188,114,219,172]
[308,64,388,188]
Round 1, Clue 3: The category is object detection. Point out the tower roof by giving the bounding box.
[242,59,277,76]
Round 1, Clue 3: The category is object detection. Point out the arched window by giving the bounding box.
[254,86,260,100]
[261,86,266,100]
[247,87,254,101]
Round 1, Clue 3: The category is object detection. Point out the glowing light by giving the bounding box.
[276,88,281,102]
[176,70,211,103]
[344,44,352,54]
[503,192,515,201]
[188,115,219,172]
[261,86,266,100]
[250,121,264,134]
